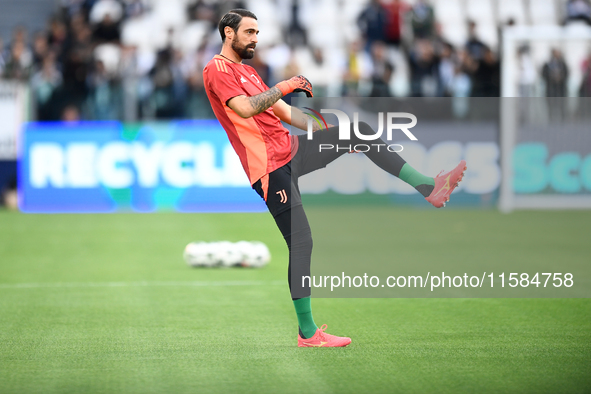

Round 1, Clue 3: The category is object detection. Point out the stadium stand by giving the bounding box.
[0,0,590,121]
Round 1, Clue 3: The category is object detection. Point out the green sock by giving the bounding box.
[293,297,318,339]
[398,163,435,197]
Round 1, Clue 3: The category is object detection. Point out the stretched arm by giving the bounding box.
[227,75,314,119]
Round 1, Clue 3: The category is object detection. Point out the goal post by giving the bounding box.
[499,25,591,212]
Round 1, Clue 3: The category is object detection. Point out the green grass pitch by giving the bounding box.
[0,207,590,393]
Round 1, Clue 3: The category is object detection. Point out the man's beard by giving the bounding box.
[232,37,255,60]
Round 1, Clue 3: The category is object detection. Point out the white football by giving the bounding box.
[185,241,271,268]
[235,241,255,266]
[215,241,243,267]
[245,241,271,268]
[183,242,214,267]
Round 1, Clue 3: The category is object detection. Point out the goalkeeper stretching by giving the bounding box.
[203,9,467,347]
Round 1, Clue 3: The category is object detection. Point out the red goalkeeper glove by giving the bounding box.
[275,75,314,97]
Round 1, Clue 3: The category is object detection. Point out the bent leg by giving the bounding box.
[294,122,435,196]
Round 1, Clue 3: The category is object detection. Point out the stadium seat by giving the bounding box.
[434,0,465,24]
[181,21,211,54]
[466,0,495,27]
[151,25,185,51]
[94,43,121,74]
[529,0,559,25]
[434,0,467,46]
[121,14,153,52]
[246,0,282,47]
[151,0,186,28]
[90,0,124,23]
[293,46,342,92]
[498,0,527,25]
[564,21,591,36]
[341,0,366,43]
[440,22,468,48]
[476,22,499,49]
[342,0,368,22]
[303,0,342,50]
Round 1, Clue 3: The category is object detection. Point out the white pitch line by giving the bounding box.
[0,280,285,290]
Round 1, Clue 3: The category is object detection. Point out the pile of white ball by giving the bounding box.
[183,241,271,268]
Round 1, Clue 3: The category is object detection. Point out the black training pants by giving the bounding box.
[253,123,407,299]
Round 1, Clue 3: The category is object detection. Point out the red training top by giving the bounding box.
[203,55,297,186]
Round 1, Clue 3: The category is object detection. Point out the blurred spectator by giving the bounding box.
[450,51,472,118]
[10,26,33,62]
[32,32,50,68]
[409,0,435,39]
[69,12,88,37]
[342,39,372,97]
[186,69,213,118]
[86,59,121,119]
[183,45,214,119]
[280,52,301,102]
[543,49,569,120]
[451,63,472,98]
[188,0,216,22]
[294,47,332,96]
[437,43,455,96]
[409,39,438,96]
[466,21,487,62]
[517,45,537,97]
[2,187,18,210]
[432,22,451,54]
[357,0,387,51]
[3,27,33,80]
[368,42,394,97]
[0,39,6,74]
[285,0,307,48]
[3,42,32,81]
[61,0,86,19]
[62,104,81,121]
[383,0,410,47]
[7,0,591,123]
[48,19,68,57]
[213,0,247,21]
[57,23,93,110]
[31,52,63,120]
[125,0,146,19]
[149,35,186,119]
[471,47,500,97]
[565,0,591,25]
[92,13,121,43]
[542,49,569,97]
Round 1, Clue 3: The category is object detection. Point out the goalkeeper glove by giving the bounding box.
[275,75,314,97]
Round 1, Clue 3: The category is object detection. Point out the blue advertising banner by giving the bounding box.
[18,120,266,213]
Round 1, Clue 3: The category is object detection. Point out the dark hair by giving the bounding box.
[218,9,257,42]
